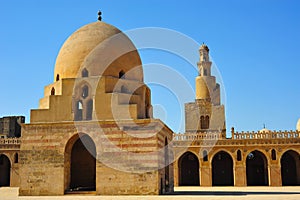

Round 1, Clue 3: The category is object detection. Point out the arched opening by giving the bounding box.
[237,150,242,161]
[51,87,55,95]
[119,70,125,79]
[0,154,11,186]
[86,99,93,120]
[281,150,300,186]
[205,115,210,129]
[178,152,200,186]
[271,149,276,160]
[56,74,60,81]
[74,101,83,121]
[82,68,89,77]
[14,153,18,163]
[200,116,204,129]
[82,85,89,99]
[68,134,96,191]
[246,150,269,186]
[212,151,234,186]
[121,85,130,94]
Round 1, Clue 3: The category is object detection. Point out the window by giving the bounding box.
[119,70,125,79]
[271,149,276,160]
[121,85,129,93]
[82,68,89,77]
[205,115,210,129]
[203,150,208,162]
[82,86,89,99]
[75,101,83,121]
[86,100,93,120]
[56,74,60,81]
[51,87,55,95]
[14,153,18,163]
[237,150,242,161]
[200,116,205,129]
[200,116,209,129]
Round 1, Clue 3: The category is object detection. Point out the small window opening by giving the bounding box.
[82,86,89,99]
[56,74,60,81]
[119,70,125,79]
[51,87,55,95]
[237,150,242,161]
[203,150,208,162]
[271,149,276,160]
[121,85,129,94]
[82,68,89,77]
[14,153,18,163]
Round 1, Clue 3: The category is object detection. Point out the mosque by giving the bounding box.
[0,15,299,196]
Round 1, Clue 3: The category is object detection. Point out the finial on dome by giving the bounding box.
[98,10,102,21]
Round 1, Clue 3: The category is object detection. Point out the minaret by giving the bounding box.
[185,44,225,133]
[195,44,220,105]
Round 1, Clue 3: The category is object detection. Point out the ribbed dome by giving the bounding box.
[54,21,142,81]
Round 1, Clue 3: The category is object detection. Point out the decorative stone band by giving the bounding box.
[0,138,21,145]
[232,130,300,140]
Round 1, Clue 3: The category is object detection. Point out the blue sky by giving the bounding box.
[0,0,299,133]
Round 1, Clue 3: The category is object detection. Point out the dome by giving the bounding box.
[259,128,271,133]
[297,119,300,131]
[54,21,143,81]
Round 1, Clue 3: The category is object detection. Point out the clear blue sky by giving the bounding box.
[0,0,299,133]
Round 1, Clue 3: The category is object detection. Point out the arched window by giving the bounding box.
[86,99,93,120]
[203,150,208,162]
[205,115,210,129]
[119,70,125,79]
[237,150,242,161]
[200,116,205,129]
[51,87,55,95]
[14,153,18,163]
[82,68,89,77]
[56,74,60,81]
[82,85,89,99]
[121,85,129,93]
[271,149,276,160]
[75,101,83,121]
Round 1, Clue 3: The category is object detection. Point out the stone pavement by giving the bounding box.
[1,187,300,200]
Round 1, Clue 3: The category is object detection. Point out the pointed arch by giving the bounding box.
[271,149,276,160]
[0,154,11,186]
[119,70,125,79]
[82,85,89,99]
[64,134,96,192]
[281,150,300,186]
[51,87,55,95]
[237,150,242,161]
[246,150,269,186]
[178,151,200,186]
[212,151,234,186]
[82,68,89,77]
